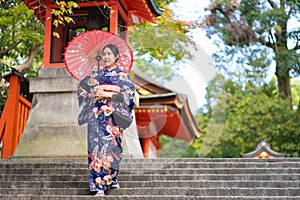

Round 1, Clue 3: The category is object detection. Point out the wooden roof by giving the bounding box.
[23,0,46,23]
[127,0,162,23]
[131,66,201,142]
[243,141,285,158]
[23,0,162,24]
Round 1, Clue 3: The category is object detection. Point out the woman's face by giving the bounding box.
[102,47,118,68]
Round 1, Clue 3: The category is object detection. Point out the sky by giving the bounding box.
[165,0,216,113]
[169,0,214,54]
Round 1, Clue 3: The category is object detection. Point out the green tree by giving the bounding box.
[0,0,44,114]
[193,74,300,158]
[291,78,300,111]
[0,0,44,74]
[201,0,300,102]
[159,135,195,158]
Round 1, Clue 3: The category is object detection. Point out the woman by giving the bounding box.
[77,44,135,196]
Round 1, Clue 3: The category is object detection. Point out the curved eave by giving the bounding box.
[139,92,184,109]
[181,96,202,138]
[24,0,163,24]
[243,141,285,158]
[146,0,163,17]
[23,0,46,23]
[126,0,162,24]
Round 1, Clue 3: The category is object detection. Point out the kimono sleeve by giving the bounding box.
[111,74,135,129]
[77,76,93,125]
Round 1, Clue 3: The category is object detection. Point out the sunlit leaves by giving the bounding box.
[52,1,79,29]
[0,1,44,66]
[52,31,60,39]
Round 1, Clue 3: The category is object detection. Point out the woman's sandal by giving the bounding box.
[94,190,105,196]
[111,182,120,189]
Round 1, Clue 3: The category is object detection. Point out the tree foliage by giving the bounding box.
[192,74,300,158]
[186,0,300,158]
[201,0,300,101]
[129,0,194,79]
[0,0,44,114]
[51,1,79,38]
[0,0,44,73]
[159,135,195,158]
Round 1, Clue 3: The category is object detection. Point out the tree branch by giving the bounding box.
[267,0,278,9]
[0,42,21,59]
[259,36,274,49]
[206,2,231,22]
[15,44,44,73]
[0,44,43,89]
[294,41,300,50]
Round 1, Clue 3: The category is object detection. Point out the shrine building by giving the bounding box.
[0,0,201,159]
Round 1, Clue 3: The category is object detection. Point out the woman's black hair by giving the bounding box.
[102,44,119,62]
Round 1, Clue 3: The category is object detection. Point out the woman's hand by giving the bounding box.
[93,85,112,100]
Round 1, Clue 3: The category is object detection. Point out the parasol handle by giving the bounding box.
[95,55,101,61]
[95,52,102,74]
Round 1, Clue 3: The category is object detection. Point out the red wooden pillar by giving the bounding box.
[110,3,118,34]
[141,137,150,158]
[1,74,21,159]
[43,4,53,68]
[141,137,161,158]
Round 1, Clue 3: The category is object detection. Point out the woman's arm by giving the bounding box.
[77,76,96,125]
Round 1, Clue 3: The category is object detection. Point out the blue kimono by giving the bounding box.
[77,67,135,192]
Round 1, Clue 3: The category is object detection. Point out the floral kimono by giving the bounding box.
[77,67,135,192]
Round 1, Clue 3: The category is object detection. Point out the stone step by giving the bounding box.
[123,158,300,166]
[116,180,300,188]
[117,174,300,181]
[0,168,88,174]
[0,181,88,189]
[121,162,300,169]
[2,167,300,175]
[106,187,300,196]
[120,168,300,174]
[3,158,300,164]
[122,158,300,162]
[0,173,299,181]
[2,195,300,200]
[0,188,90,196]
[0,187,299,196]
[0,158,86,164]
[2,161,300,169]
[0,158,299,199]
[0,180,299,189]
[0,163,85,169]
[0,174,86,182]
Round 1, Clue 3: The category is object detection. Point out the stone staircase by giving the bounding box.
[0,158,300,199]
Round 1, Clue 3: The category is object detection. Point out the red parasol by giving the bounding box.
[64,30,133,81]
